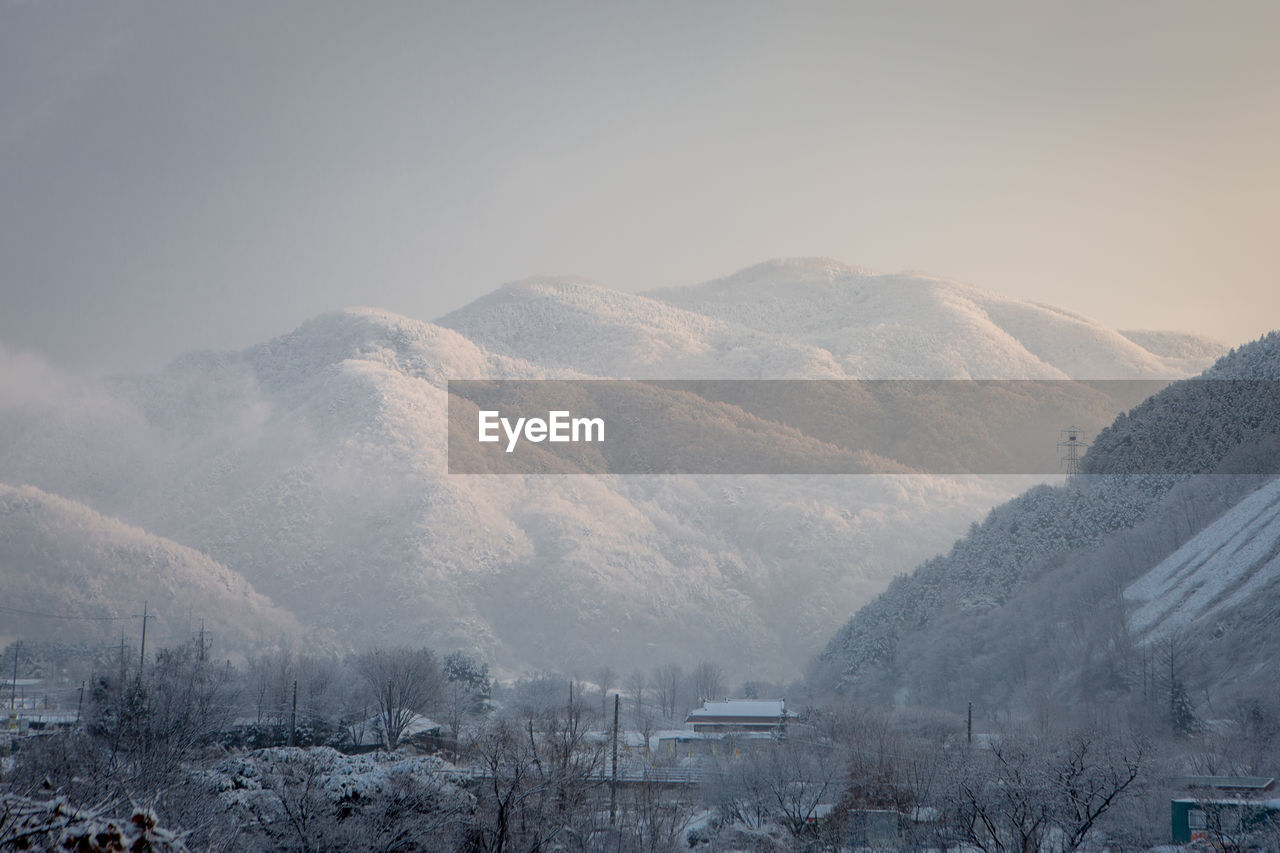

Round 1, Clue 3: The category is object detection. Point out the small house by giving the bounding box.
[684,698,795,734]
[1171,778,1280,844]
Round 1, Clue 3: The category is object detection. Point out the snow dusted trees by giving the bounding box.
[1,637,247,849]
[594,665,617,722]
[626,668,654,742]
[201,748,473,852]
[356,646,444,751]
[652,663,684,722]
[467,685,607,852]
[704,737,844,841]
[936,729,1148,853]
[0,795,189,852]
[442,650,491,751]
[689,661,726,704]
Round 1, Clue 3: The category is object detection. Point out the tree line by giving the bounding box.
[7,633,1280,850]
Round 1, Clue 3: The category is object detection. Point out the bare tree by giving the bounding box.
[595,665,617,723]
[619,777,697,853]
[468,695,608,853]
[652,664,684,722]
[1194,799,1280,852]
[1152,630,1202,736]
[705,739,843,840]
[295,654,340,722]
[442,650,490,756]
[356,646,443,751]
[834,705,937,815]
[4,638,239,846]
[469,719,552,853]
[936,729,1147,853]
[625,668,654,752]
[509,671,566,718]
[689,661,725,704]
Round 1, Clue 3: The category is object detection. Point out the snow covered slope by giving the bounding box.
[1126,476,1280,641]
[438,277,848,379]
[812,333,1280,709]
[646,259,1222,379]
[0,259,1230,678]
[0,311,1010,675]
[1120,329,1229,366]
[0,483,303,652]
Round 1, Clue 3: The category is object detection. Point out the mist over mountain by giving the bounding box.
[0,260,1230,678]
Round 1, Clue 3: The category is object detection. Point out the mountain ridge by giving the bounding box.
[0,482,304,653]
[811,332,1280,713]
[644,258,1223,379]
[0,259,1235,677]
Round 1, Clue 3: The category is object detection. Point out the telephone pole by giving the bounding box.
[9,640,17,711]
[288,680,298,747]
[610,693,620,826]
[137,600,150,676]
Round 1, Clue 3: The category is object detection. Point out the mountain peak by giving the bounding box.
[727,257,877,282]
[496,275,611,293]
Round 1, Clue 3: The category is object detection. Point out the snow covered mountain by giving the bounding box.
[1119,465,1280,704]
[0,260,1230,678]
[441,260,1224,381]
[1126,475,1280,644]
[812,332,1280,714]
[437,276,849,379]
[1119,329,1229,365]
[0,483,303,653]
[646,259,1209,379]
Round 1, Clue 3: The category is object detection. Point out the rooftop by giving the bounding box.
[1177,776,1276,792]
[686,698,793,720]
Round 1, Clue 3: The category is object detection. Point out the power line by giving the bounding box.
[1058,426,1089,475]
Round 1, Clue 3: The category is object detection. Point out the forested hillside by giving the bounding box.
[0,483,303,653]
[0,260,1231,676]
[812,332,1280,719]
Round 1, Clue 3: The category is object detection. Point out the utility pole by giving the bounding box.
[198,620,206,663]
[76,681,85,725]
[610,693,620,826]
[137,600,150,676]
[9,640,17,711]
[967,701,973,745]
[288,680,298,747]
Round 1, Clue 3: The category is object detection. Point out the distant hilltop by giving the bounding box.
[0,259,1234,677]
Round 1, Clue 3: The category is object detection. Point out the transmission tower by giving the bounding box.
[1058,426,1089,475]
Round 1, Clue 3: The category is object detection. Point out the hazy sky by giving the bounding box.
[3,0,1278,373]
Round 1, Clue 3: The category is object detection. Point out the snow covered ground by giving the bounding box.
[1126,477,1280,640]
